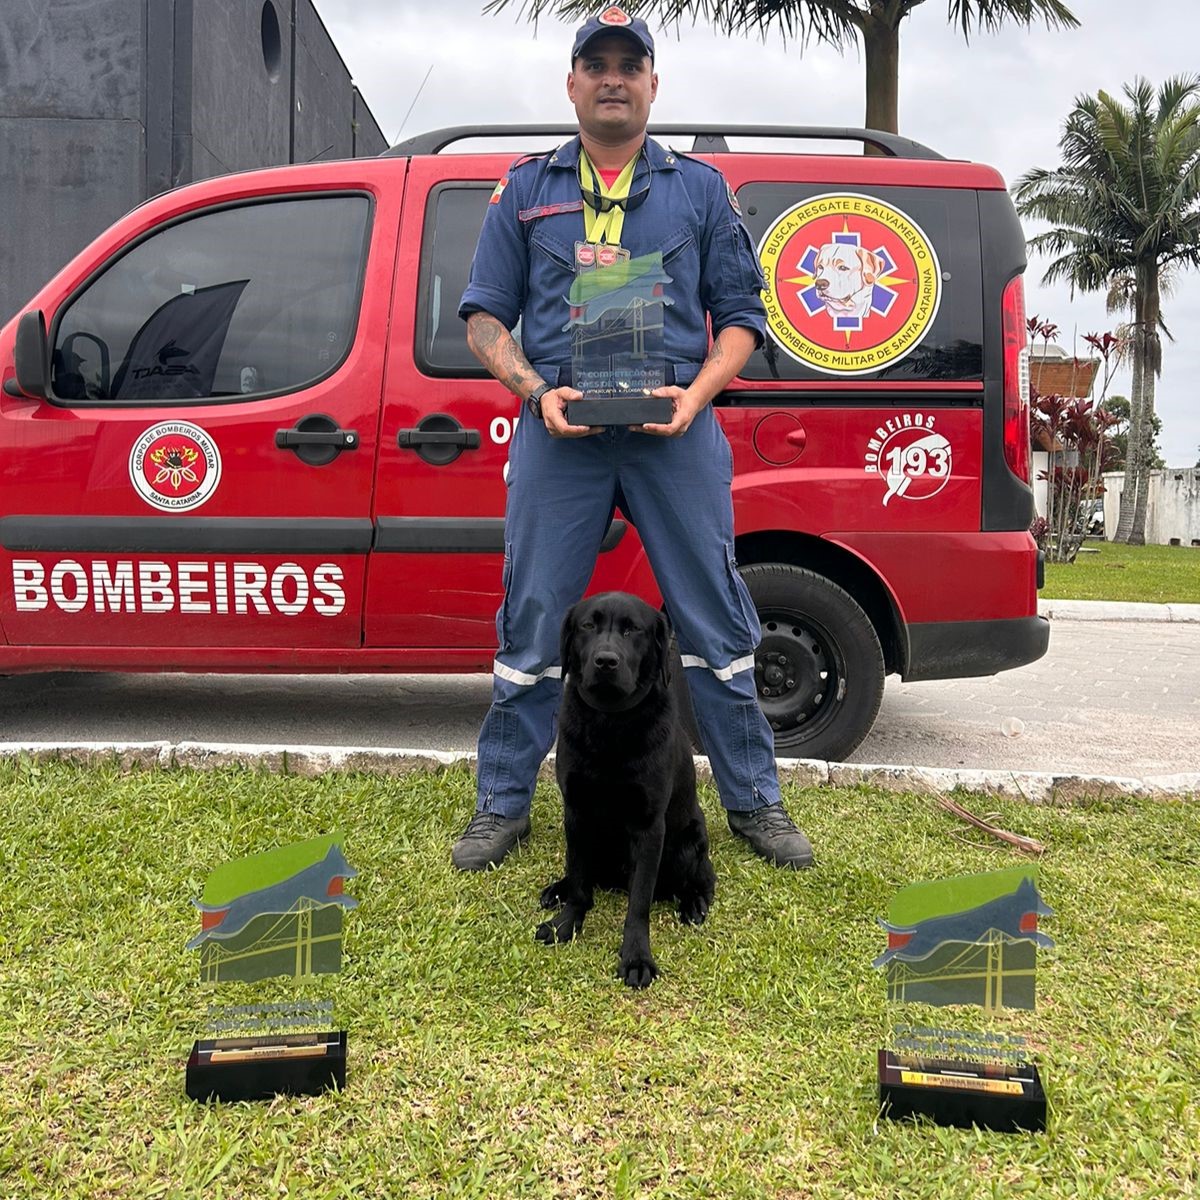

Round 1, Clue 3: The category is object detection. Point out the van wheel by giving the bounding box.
[670,564,885,763]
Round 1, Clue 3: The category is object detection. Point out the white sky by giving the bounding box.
[316,0,1199,466]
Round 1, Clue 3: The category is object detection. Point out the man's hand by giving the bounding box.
[634,327,759,437]
[634,386,704,437]
[541,387,601,438]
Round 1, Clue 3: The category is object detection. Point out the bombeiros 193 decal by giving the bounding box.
[11,559,346,617]
[758,193,942,376]
[130,421,221,512]
[864,413,952,506]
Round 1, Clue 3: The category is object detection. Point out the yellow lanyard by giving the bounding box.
[579,148,638,245]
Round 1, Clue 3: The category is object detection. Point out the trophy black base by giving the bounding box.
[186,1031,347,1102]
[878,1049,1046,1132]
[568,396,674,427]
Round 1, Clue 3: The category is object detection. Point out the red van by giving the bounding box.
[0,125,1047,761]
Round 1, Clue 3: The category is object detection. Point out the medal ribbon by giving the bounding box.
[578,147,638,245]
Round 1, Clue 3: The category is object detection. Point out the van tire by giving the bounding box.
[670,564,885,764]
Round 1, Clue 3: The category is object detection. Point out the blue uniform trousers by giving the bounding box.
[475,402,781,818]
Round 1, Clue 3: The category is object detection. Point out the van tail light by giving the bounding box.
[1002,274,1031,484]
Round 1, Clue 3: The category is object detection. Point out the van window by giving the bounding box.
[736,185,983,384]
[51,195,371,403]
[416,184,495,375]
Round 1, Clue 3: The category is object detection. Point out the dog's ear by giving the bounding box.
[858,247,886,284]
[559,606,577,679]
[655,610,672,688]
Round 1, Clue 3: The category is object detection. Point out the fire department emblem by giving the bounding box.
[759,193,941,376]
[863,413,952,506]
[129,421,221,512]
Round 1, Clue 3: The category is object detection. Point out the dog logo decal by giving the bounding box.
[758,193,942,376]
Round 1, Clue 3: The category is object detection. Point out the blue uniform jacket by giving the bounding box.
[458,135,766,385]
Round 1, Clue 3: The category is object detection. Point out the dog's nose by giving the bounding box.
[593,650,620,673]
[815,278,828,290]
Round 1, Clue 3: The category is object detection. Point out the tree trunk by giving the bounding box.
[1114,288,1145,543]
[862,17,900,139]
[1129,263,1161,545]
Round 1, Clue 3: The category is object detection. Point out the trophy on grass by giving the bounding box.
[185,834,357,1102]
[565,245,675,427]
[875,866,1054,1132]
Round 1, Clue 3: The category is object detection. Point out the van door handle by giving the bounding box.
[276,429,359,448]
[275,414,358,466]
[397,414,481,466]
[396,430,480,448]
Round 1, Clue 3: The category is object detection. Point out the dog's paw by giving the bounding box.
[678,892,709,925]
[538,878,567,910]
[617,948,659,989]
[535,910,583,945]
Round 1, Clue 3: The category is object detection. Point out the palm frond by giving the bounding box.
[481,0,865,48]
[946,0,1079,42]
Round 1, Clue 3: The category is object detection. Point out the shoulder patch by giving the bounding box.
[489,177,509,205]
[725,180,742,216]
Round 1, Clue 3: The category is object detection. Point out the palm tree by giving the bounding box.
[1015,77,1200,544]
[484,0,1079,134]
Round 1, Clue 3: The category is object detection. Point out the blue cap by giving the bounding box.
[571,7,655,64]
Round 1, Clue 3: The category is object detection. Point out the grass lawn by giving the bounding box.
[2,760,1198,1199]
[1041,541,1200,603]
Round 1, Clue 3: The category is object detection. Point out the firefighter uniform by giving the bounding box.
[459,134,782,820]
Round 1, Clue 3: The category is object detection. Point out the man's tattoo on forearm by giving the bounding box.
[467,313,540,396]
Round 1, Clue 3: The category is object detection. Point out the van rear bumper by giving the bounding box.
[903,615,1050,681]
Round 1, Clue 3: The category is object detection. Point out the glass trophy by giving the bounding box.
[565,247,675,426]
[875,867,1053,1132]
[184,834,357,1102]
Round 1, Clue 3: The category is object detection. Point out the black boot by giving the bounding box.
[451,812,532,871]
[727,804,814,869]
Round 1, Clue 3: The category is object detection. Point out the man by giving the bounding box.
[453,7,813,872]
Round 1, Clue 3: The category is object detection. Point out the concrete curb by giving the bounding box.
[1039,598,1200,622]
[0,740,1194,801]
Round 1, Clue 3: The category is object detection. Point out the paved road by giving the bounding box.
[2,620,1195,777]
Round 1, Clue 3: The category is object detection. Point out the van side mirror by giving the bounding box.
[13,310,49,400]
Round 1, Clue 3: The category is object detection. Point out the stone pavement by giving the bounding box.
[0,600,1194,798]
[854,615,1198,778]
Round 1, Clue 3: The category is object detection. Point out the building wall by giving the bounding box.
[186,0,295,178]
[1102,469,1200,546]
[0,0,387,324]
[0,0,148,319]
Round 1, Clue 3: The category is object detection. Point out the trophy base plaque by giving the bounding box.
[877,1049,1046,1132]
[186,1031,347,1102]
[569,396,674,427]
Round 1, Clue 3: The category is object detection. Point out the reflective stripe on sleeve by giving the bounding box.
[492,660,563,687]
[680,653,756,681]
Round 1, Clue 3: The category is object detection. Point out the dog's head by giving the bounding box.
[560,592,671,713]
[813,243,886,310]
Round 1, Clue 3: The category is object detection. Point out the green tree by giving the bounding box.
[1015,77,1200,544]
[485,0,1078,134]
[1100,395,1164,472]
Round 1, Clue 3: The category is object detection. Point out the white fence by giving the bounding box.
[1101,468,1200,546]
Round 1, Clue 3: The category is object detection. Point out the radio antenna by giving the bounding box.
[394,64,435,144]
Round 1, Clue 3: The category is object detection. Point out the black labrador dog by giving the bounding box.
[536,592,716,988]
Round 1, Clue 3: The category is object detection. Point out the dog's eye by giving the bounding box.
[580,620,595,631]
[622,628,634,637]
